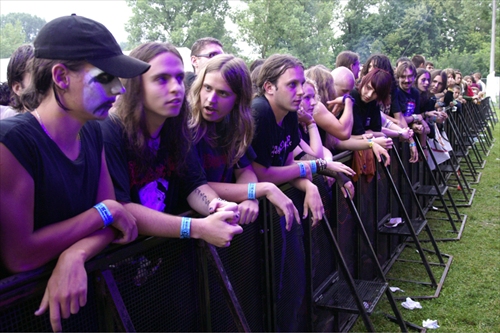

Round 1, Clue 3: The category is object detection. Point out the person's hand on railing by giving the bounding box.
[373,136,393,150]
[409,141,419,164]
[35,250,88,332]
[371,142,391,166]
[192,211,243,247]
[335,172,355,199]
[398,127,413,141]
[208,198,240,224]
[237,200,259,225]
[262,184,300,231]
[303,182,324,227]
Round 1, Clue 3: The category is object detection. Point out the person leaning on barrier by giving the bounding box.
[392,61,430,161]
[294,77,356,197]
[331,69,393,168]
[250,54,324,225]
[0,15,150,332]
[306,66,354,147]
[187,54,300,230]
[360,53,416,159]
[100,42,243,248]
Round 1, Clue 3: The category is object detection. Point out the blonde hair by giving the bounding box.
[188,54,254,167]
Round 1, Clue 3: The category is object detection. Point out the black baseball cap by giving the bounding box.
[34,14,150,78]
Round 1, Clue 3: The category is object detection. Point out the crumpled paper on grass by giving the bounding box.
[401,297,422,310]
[390,286,405,293]
[423,319,439,329]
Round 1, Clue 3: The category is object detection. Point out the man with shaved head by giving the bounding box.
[325,66,356,118]
[331,66,356,98]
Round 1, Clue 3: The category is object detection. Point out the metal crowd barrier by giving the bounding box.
[1,148,442,332]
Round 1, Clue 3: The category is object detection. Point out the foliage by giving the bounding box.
[232,0,340,68]
[0,13,45,58]
[125,0,239,54]
[337,0,498,74]
[0,21,25,58]
[0,13,45,43]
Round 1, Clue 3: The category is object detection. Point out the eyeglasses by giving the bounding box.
[194,51,222,59]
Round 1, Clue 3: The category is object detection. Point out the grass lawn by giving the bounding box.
[351,105,500,332]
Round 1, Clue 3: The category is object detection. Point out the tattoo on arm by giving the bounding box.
[194,188,211,208]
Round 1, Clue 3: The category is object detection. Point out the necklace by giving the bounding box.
[33,109,81,144]
[33,110,54,140]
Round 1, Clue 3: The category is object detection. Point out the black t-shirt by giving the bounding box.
[100,116,206,215]
[195,123,256,183]
[0,112,102,231]
[390,86,421,118]
[350,88,382,135]
[251,96,300,167]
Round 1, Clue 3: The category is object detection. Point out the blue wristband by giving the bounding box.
[409,142,416,147]
[309,160,317,174]
[298,162,306,178]
[180,217,191,239]
[94,202,113,228]
[248,183,256,200]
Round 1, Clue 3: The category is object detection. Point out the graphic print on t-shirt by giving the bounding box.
[404,101,416,116]
[138,178,169,212]
[271,135,292,165]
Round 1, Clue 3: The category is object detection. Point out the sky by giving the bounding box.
[0,0,132,43]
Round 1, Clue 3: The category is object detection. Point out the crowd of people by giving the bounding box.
[0,14,491,332]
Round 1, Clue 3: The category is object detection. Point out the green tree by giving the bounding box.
[0,12,45,43]
[125,0,239,54]
[233,0,339,68]
[0,21,25,58]
[337,0,499,72]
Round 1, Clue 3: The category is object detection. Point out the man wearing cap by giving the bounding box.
[0,14,150,332]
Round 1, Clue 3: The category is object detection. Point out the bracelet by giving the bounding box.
[180,217,191,239]
[247,183,256,200]
[412,114,419,122]
[307,122,317,129]
[409,142,416,147]
[309,160,317,174]
[384,120,393,128]
[316,158,327,171]
[367,138,373,148]
[342,94,355,104]
[298,162,306,178]
[94,202,114,228]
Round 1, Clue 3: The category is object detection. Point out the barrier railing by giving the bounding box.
[0,145,441,332]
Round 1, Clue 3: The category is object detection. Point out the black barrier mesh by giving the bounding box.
[358,174,378,281]
[337,183,357,278]
[0,274,100,332]
[209,217,266,332]
[311,176,336,290]
[273,187,307,332]
[109,239,200,332]
[376,159,392,266]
